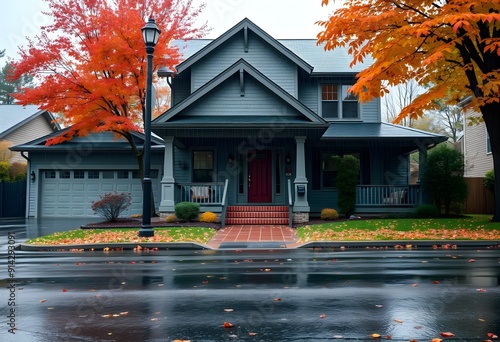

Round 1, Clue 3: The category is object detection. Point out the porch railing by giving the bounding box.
[356,185,420,206]
[178,182,226,204]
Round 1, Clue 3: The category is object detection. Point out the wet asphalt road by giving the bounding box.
[1,219,500,341]
[1,243,499,342]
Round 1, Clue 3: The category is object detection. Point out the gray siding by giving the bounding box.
[463,111,493,177]
[360,99,380,123]
[171,70,191,106]
[191,31,297,96]
[184,75,301,117]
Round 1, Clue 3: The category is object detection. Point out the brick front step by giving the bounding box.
[225,206,289,225]
[225,218,290,225]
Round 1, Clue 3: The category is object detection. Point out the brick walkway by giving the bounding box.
[206,225,298,249]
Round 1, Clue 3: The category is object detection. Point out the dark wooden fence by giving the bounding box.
[463,177,494,214]
[0,180,26,218]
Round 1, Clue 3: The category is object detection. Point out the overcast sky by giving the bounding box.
[0,0,334,60]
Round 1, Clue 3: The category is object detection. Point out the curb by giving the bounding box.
[19,240,500,252]
[19,242,211,252]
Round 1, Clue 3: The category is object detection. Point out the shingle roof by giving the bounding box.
[321,122,448,144]
[0,104,55,138]
[166,38,372,76]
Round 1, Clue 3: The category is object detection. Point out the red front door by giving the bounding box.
[248,150,272,203]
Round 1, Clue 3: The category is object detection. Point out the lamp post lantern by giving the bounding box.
[138,18,161,237]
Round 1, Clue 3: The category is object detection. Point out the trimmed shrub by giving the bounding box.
[335,155,360,218]
[484,169,494,192]
[165,214,178,223]
[415,204,440,218]
[424,144,468,216]
[91,192,132,222]
[199,211,217,223]
[321,208,339,220]
[174,202,200,221]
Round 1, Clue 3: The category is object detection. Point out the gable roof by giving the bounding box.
[0,104,59,139]
[161,18,313,76]
[153,59,327,128]
[321,122,448,145]
[10,128,164,152]
[159,21,373,77]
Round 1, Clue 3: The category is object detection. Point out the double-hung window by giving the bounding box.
[321,84,359,119]
[193,151,214,182]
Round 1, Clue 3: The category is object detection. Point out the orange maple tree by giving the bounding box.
[317,0,500,220]
[9,0,206,178]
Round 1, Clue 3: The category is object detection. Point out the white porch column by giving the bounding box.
[159,136,175,213]
[293,136,310,214]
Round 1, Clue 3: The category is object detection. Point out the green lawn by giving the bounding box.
[296,215,500,242]
[25,227,217,246]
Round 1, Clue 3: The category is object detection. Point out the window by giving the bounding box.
[322,153,338,188]
[487,132,491,154]
[45,171,56,179]
[117,171,129,179]
[193,151,213,182]
[59,171,71,179]
[88,171,100,179]
[321,153,360,188]
[74,171,85,179]
[321,84,359,119]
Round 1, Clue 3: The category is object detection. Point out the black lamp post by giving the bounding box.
[138,18,161,238]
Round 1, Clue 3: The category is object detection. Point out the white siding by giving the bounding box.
[3,115,55,163]
[463,110,493,177]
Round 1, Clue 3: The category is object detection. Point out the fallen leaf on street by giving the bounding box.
[440,332,455,337]
[223,322,235,328]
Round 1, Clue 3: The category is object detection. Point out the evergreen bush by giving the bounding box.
[320,208,339,220]
[174,202,200,221]
[335,155,360,218]
[415,204,440,218]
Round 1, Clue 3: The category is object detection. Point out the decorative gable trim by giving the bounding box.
[175,18,313,74]
[153,59,326,126]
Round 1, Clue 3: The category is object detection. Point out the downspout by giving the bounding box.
[20,151,32,218]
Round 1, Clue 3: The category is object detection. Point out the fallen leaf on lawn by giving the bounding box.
[487,332,498,339]
[224,308,234,312]
[223,322,235,328]
[440,332,455,337]
[371,333,381,338]
[394,319,403,323]
[320,314,326,318]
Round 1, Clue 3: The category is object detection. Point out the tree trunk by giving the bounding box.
[481,102,500,221]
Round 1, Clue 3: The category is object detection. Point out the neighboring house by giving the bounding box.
[11,18,447,221]
[459,97,493,177]
[0,105,59,163]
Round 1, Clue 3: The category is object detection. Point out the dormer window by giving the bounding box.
[321,84,359,119]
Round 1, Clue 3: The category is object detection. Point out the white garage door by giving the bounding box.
[40,170,159,217]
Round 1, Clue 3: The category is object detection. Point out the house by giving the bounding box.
[0,105,59,163]
[152,18,447,224]
[459,97,493,177]
[11,18,447,221]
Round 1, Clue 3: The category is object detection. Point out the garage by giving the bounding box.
[40,169,161,218]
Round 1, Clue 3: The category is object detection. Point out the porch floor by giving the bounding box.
[206,225,299,249]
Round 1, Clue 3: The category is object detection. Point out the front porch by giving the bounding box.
[167,181,422,226]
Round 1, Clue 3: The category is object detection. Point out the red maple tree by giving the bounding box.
[10,0,207,179]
